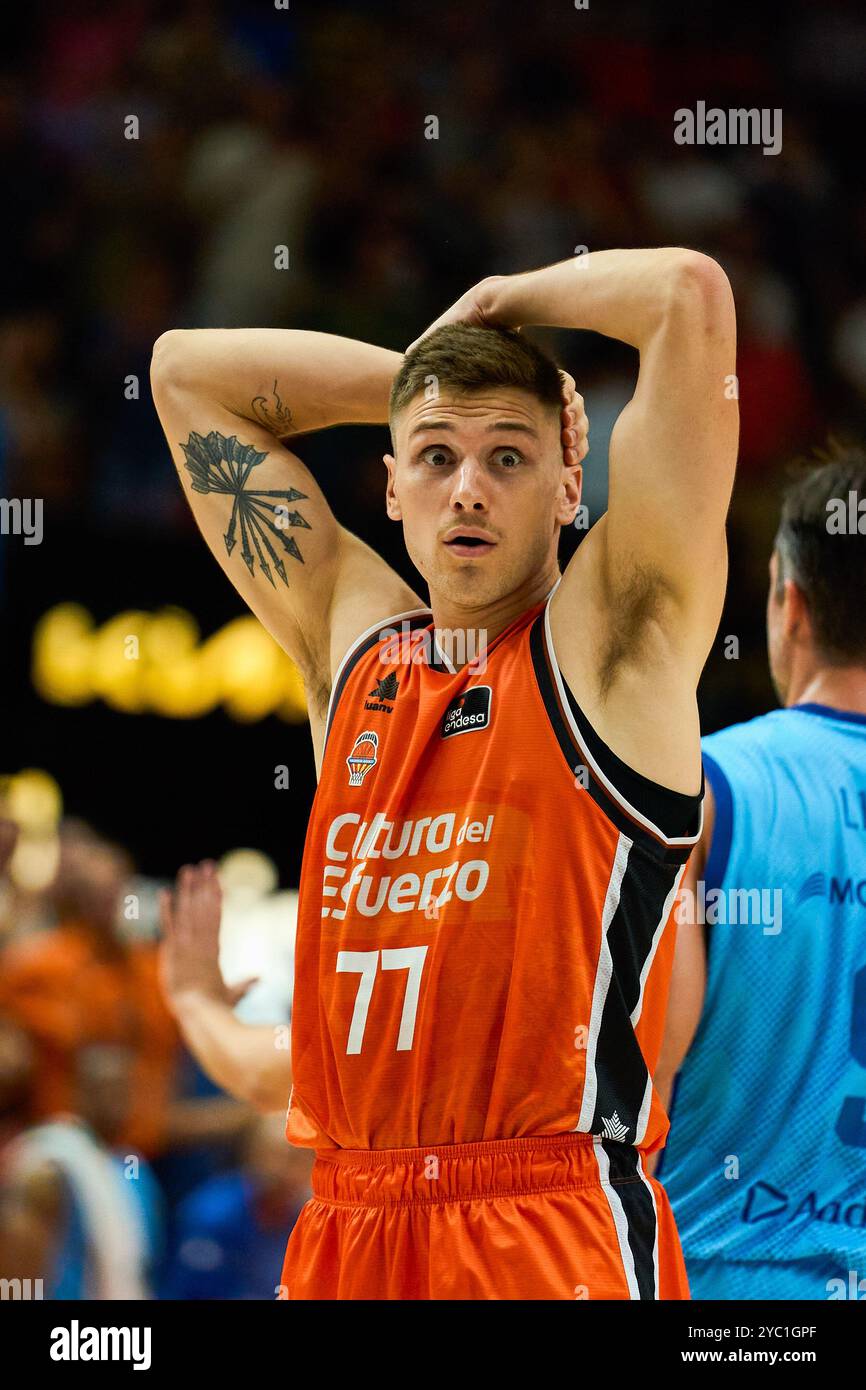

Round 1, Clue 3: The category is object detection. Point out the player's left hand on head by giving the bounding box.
[559,370,588,469]
[405,276,511,355]
[158,860,258,1010]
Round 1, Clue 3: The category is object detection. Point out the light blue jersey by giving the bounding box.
[659,703,866,1301]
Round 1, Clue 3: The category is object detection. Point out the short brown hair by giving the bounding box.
[775,439,866,664]
[389,323,563,425]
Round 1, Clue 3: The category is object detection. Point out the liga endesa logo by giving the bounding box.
[441,686,492,739]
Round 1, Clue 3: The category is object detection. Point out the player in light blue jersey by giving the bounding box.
[654,445,866,1301]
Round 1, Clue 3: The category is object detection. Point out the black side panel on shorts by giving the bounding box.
[604,1142,658,1300]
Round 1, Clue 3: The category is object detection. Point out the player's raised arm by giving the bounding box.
[475,249,739,669]
[150,329,424,712]
[158,862,292,1115]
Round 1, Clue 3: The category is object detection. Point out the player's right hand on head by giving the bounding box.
[158,861,258,1012]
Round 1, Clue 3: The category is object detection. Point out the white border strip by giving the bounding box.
[431,633,457,673]
[577,832,632,1131]
[593,1138,640,1299]
[637,1151,662,1299]
[634,1074,654,1149]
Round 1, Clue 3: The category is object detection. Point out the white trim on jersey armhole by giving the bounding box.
[431,633,457,673]
[324,605,432,734]
[542,583,704,849]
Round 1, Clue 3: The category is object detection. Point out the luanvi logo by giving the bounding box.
[365,672,399,713]
[441,686,492,739]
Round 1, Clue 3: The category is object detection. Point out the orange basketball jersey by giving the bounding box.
[286,579,703,1155]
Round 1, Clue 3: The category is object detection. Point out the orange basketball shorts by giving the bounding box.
[278,1131,689,1300]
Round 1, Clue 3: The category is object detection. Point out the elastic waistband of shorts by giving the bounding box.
[310,1131,648,1206]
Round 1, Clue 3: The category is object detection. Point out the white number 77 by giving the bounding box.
[336,946,429,1054]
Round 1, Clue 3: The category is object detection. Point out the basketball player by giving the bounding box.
[151,248,738,1299]
[653,447,866,1300]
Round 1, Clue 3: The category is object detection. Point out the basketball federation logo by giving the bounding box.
[346,730,379,786]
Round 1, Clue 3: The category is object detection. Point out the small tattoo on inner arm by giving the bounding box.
[180,429,310,587]
[251,380,294,439]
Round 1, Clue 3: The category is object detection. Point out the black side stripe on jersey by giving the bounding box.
[595,1141,660,1300]
[528,608,702,865]
[581,837,687,1145]
[323,608,431,751]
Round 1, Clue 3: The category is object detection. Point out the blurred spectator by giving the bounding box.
[0,819,19,878]
[161,1114,312,1300]
[0,822,179,1156]
[0,1014,34,1153]
[0,1042,163,1299]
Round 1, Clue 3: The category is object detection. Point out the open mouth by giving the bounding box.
[443,533,497,556]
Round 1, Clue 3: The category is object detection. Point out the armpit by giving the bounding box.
[597,561,676,699]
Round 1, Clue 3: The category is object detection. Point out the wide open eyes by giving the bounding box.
[418,445,524,469]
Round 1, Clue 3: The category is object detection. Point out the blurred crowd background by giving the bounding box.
[1,0,865,1297]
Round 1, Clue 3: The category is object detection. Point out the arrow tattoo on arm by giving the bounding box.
[180,430,310,588]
